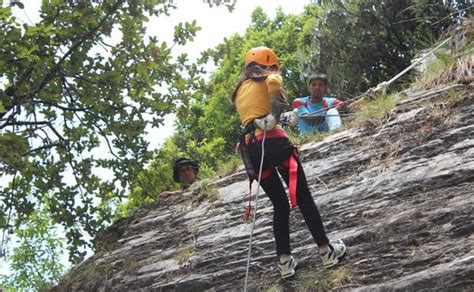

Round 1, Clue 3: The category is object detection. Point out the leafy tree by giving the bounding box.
[0,0,201,262]
[113,138,183,218]
[0,206,66,291]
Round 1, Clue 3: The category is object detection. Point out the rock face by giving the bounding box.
[59,84,473,291]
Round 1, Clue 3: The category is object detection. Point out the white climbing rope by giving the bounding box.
[382,36,453,89]
[243,124,267,292]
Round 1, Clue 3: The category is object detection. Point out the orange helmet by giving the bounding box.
[244,47,280,70]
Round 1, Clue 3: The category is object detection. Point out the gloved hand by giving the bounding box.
[254,114,276,131]
[289,109,298,126]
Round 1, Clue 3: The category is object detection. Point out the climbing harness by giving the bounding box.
[277,148,299,208]
[239,125,300,219]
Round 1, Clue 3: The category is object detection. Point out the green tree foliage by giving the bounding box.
[114,138,183,218]
[0,206,66,291]
[202,0,237,12]
[0,0,201,262]
[310,0,472,96]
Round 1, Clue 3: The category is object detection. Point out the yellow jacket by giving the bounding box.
[234,73,286,136]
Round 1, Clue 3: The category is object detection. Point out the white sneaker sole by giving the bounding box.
[323,245,347,269]
[281,269,296,279]
[279,259,298,279]
[324,258,340,269]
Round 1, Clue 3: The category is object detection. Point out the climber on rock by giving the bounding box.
[230,46,346,279]
[160,157,200,197]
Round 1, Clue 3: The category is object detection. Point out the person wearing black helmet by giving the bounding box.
[160,157,199,197]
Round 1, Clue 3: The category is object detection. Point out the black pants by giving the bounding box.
[248,137,329,256]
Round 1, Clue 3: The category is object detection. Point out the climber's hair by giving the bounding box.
[229,63,273,104]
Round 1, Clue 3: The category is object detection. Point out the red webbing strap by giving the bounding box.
[252,129,288,142]
[288,149,299,208]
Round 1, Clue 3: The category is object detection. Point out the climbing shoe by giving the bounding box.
[321,239,347,269]
[277,255,297,279]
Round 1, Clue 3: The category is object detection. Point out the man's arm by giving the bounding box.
[293,99,325,126]
[292,99,309,116]
[267,73,289,123]
[299,114,325,125]
[332,98,348,111]
[294,99,321,118]
[160,189,184,198]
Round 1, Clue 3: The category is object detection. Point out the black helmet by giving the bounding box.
[173,157,199,183]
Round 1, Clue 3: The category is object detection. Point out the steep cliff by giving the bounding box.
[57,62,473,290]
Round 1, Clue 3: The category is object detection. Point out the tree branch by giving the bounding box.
[0,108,18,129]
[0,0,125,120]
[28,243,47,285]
[62,77,122,161]
[25,143,65,156]
[61,117,86,199]
[34,99,94,112]
[91,120,122,161]
[37,127,53,146]
[72,107,122,161]
[2,121,49,127]
[27,0,125,100]
[46,122,67,144]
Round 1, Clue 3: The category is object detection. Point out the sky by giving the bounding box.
[1,0,311,277]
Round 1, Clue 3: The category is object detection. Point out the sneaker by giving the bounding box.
[277,255,297,279]
[321,239,347,269]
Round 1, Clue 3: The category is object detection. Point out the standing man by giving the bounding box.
[160,157,199,197]
[293,74,347,135]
